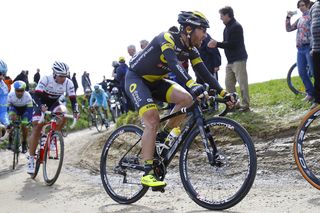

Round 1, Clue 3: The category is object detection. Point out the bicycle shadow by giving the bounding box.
[98,203,173,213]
[18,178,72,203]
[98,203,242,213]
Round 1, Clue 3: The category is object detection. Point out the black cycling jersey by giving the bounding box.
[129,31,223,93]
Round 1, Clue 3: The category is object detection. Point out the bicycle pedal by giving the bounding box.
[49,157,59,160]
[151,186,165,193]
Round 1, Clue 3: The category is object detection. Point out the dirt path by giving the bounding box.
[0,128,320,213]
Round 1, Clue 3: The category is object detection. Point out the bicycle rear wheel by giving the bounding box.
[43,132,64,186]
[294,106,320,190]
[100,125,148,204]
[287,63,307,95]
[12,128,20,170]
[180,117,257,210]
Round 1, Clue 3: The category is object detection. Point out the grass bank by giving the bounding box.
[116,77,311,139]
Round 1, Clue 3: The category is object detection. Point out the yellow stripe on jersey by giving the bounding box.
[161,33,175,52]
[191,57,203,66]
[161,43,174,52]
[139,103,158,117]
[164,33,175,45]
[142,74,169,82]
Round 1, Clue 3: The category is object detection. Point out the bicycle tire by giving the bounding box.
[87,112,93,129]
[43,132,64,186]
[95,110,104,132]
[180,117,257,210]
[287,63,306,95]
[12,128,20,170]
[100,125,148,204]
[294,106,320,190]
[61,120,68,137]
[31,139,41,179]
[61,126,68,137]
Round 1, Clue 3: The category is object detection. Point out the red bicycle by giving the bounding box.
[31,111,76,186]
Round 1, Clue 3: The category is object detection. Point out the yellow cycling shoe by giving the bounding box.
[140,174,166,187]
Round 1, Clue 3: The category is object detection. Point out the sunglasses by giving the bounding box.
[15,89,25,93]
[197,27,207,33]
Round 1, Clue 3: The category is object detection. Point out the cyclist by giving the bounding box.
[125,11,236,188]
[27,61,79,174]
[89,84,110,128]
[81,87,92,110]
[0,60,9,139]
[6,80,33,153]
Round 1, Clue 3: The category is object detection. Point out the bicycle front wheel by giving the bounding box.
[294,106,320,190]
[12,128,20,170]
[287,63,306,95]
[100,125,148,204]
[95,112,104,132]
[43,132,64,186]
[180,117,257,210]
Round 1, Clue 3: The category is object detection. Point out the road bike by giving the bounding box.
[88,106,106,132]
[287,63,313,95]
[293,105,320,190]
[100,97,257,210]
[10,120,31,170]
[31,111,76,186]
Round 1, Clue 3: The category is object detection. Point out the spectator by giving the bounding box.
[25,70,30,91]
[116,56,131,112]
[127,45,136,57]
[286,0,314,102]
[100,75,108,92]
[208,6,250,112]
[197,33,221,83]
[111,61,119,79]
[14,70,29,91]
[81,71,91,93]
[71,73,79,93]
[197,33,221,111]
[4,75,13,92]
[33,68,40,84]
[140,39,149,50]
[310,0,320,108]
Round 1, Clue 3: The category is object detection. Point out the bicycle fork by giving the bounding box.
[197,118,219,166]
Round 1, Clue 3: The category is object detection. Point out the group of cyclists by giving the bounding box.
[1,11,237,188]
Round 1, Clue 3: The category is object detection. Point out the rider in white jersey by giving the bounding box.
[6,80,33,153]
[27,61,79,174]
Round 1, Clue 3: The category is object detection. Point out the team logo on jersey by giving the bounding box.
[129,83,137,93]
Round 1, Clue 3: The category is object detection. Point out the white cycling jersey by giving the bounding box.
[7,90,33,107]
[35,75,75,99]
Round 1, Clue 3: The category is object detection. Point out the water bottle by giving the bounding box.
[165,127,181,148]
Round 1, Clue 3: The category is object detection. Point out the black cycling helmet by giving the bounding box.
[178,11,210,29]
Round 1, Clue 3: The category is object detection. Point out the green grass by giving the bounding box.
[223,78,310,138]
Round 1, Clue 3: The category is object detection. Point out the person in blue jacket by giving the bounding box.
[89,84,110,127]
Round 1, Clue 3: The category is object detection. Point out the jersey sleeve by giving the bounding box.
[158,32,193,86]
[66,79,78,112]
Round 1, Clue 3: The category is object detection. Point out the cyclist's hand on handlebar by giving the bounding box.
[41,104,48,112]
[223,92,239,109]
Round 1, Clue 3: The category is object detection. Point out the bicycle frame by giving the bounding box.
[119,98,220,173]
[38,111,76,163]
